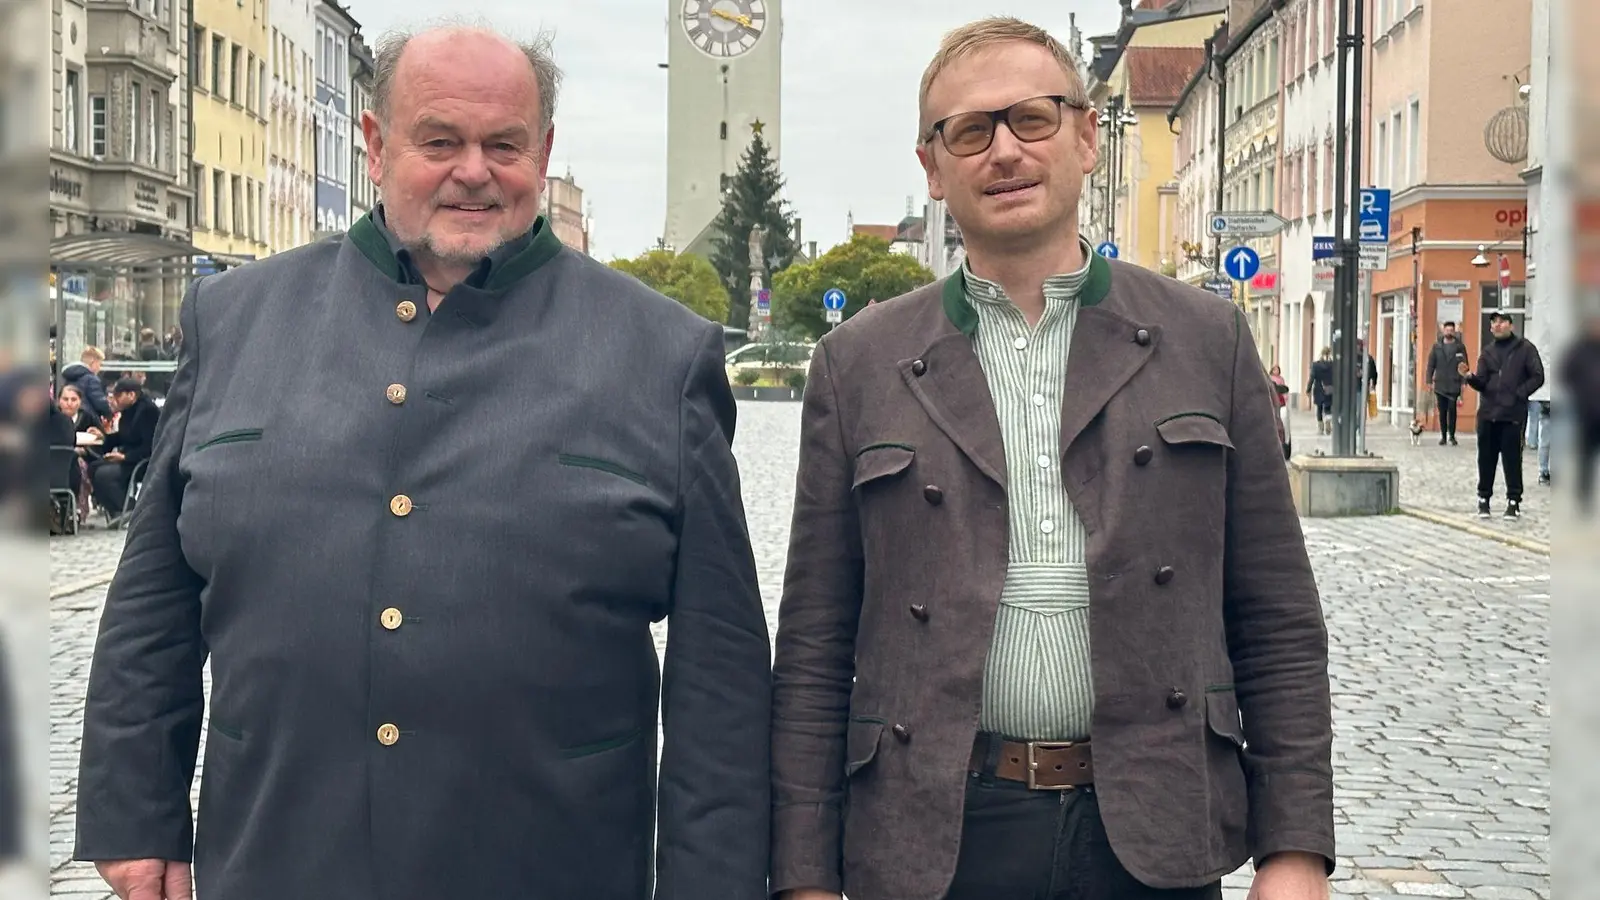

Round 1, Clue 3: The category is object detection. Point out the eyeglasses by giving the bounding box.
[924,94,1088,158]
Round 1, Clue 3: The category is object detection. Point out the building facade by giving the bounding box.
[268,0,315,254]
[50,0,196,347]
[543,171,590,254]
[191,0,271,262]
[349,32,377,221]
[1170,29,1222,290]
[1364,0,1531,429]
[313,0,357,236]
[662,0,782,257]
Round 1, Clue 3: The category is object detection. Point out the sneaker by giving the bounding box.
[1439,436,1448,446]
[1478,499,1492,519]
[1504,501,1521,519]
[1450,436,1459,446]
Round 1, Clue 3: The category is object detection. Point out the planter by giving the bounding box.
[731,385,802,402]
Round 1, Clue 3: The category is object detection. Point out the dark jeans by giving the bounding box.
[1436,393,1458,438]
[945,776,1223,900]
[89,460,132,515]
[1477,419,1525,503]
[1314,393,1331,421]
[1579,418,1600,513]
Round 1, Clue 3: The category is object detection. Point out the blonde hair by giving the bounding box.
[918,17,1089,141]
[80,346,104,363]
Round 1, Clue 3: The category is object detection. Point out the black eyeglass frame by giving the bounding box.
[923,94,1091,157]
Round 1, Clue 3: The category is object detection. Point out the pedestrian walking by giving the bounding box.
[1307,347,1334,434]
[1562,317,1600,514]
[1425,321,1468,444]
[770,17,1333,900]
[1459,312,1545,518]
[72,24,771,900]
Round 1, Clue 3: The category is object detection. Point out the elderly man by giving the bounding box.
[74,24,771,900]
[771,16,1333,900]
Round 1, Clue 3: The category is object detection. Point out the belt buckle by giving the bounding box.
[1025,740,1077,791]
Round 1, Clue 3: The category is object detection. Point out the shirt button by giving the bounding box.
[1037,454,1051,468]
[386,383,407,405]
[1032,393,1046,407]
[1041,520,1055,534]
[376,723,400,746]
[1014,337,1028,350]
[395,300,418,322]
[390,494,413,517]
[380,607,403,630]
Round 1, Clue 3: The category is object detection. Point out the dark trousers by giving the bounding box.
[1477,419,1525,503]
[1579,418,1600,514]
[1436,393,1458,438]
[89,460,131,515]
[946,776,1222,900]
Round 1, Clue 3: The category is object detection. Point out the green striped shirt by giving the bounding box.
[964,239,1096,742]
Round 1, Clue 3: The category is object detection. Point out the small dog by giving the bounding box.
[1409,419,1426,445]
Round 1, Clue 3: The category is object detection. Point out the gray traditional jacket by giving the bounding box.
[74,209,773,900]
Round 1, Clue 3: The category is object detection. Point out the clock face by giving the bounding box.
[681,0,768,58]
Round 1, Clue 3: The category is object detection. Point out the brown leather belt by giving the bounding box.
[968,734,1094,790]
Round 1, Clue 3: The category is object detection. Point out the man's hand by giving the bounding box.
[96,859,192,900]
[780,891,842,900]
[1248,852,1328,900]
[1458,360,1471,377]
[104,451,125,462]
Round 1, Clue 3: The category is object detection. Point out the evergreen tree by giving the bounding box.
[708,128,798,329]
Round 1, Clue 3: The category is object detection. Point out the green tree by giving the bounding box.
[771,234,935,339]
[708,129,798,330]
[609,249,729,323]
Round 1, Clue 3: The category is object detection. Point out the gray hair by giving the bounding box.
[370,20,562,139]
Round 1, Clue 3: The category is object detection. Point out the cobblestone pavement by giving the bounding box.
[1286,406,1553,548]
[48,401,1547,899]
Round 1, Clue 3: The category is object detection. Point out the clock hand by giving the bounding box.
[710,7,754,28]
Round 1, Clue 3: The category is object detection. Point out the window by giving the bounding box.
[147,88,159,166]
[1324,140,1335,213]
[130,83,140,160]
[1324,0,1335,56]
[212,35,224,94]
[246,53,255,112]
[1265,164,1276,212]
[258,182,266,241]
[1269,36,1279,90]
[233,175,244,234]
[1375,118,1388,186]
[193,164,206,227]
[64,68,79,152]
[90,95,106,158]
[191,26,205,87]
[1308,0,1320,62]
[260,61,267,113]
[232,44,243,102]
[1308,146,1318,215]
[1390,111,1403,188]
[213,169,225,231]
[1407,99,1421,186]
[272,28,279,77]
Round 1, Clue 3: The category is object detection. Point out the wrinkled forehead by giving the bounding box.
[921,42,1079,131]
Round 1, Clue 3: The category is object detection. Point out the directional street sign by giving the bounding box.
[822,287,847,311]
[1311,236,1337,260]
[1208,211,1288,237]
[756,288,770,309]
[1096,241,1120,258]
[1223,246,1262,282]
[1358,188,1391,243]
[824,309,843,324]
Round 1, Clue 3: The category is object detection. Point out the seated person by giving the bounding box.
[89,378,159,518]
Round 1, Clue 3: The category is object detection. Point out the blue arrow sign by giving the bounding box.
[1312,236,1336,260]
[1224,246,1261,282]
[1358,188,1391,243]
[822,287,847,311]
[1096,241,1119,259]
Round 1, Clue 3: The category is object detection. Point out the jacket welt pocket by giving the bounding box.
[852,444,914,490]
[1154,414,1235,450]
[558,453,648,486]
[195,428,264,452]
[1204,688,1246,749]
[559,726,643,760]
[845,717,886,776]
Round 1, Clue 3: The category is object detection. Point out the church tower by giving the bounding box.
[663,0,783,258]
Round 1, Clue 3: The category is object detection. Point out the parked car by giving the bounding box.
[724,340,815,382]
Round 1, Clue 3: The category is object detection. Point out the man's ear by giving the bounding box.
[916,143,945,202]
[360,110,385,187]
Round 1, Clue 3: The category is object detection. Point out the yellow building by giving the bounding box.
[191,0,271,261]
[1082,0,1225,273]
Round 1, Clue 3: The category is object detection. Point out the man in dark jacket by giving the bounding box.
[59,347,113,423]
[1425,321,1469,444]
[1461,313,1545,518]
[1563,317,1600,513]
[88,377,159,518]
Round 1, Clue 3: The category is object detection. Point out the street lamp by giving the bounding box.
[1098,95,1140,247]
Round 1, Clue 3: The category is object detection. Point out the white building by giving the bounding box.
[268,0,316,253]
[1169,29,1222,290]
[1276,0,1342,403]
[1522,0,1559,406]
[662,0,782,257]
[348,32,376,221]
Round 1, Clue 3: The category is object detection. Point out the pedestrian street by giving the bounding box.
[47,401,1548,900]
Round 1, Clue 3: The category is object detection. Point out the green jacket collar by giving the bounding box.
[347,204,563,291]
[942,248,1111,336]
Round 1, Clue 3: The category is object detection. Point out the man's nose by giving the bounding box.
[987,120,1026,163]
[452,145,493,185]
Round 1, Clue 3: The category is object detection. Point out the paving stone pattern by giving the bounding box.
[1285,406,1552,547]
[48,402,1548,899]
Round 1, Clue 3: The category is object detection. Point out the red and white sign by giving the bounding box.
[1250,271,1279,293]
[1498,254,1512,293]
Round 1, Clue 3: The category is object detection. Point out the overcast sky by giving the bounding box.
[341,0,1125,261]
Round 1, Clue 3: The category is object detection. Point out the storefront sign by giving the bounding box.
[134,180,161,213]
[1494,206,1528,240]
[1249,270,1279,294]
[1429,280,1471,295]
[50,169,84,201]
[1438,297,1464,325]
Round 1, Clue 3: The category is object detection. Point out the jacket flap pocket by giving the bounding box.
[1155,414,1234,449]
[195,428,264,452]
[1205,687,1246,748]
[852,444,914,490]
[845,718,886,776]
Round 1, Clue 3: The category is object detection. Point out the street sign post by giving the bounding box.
[1096,241,1119,258]
[822,287,847,311]
[1208,211,1288,237]
[1223,246,1262,281]
[1358,188,1391,244]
